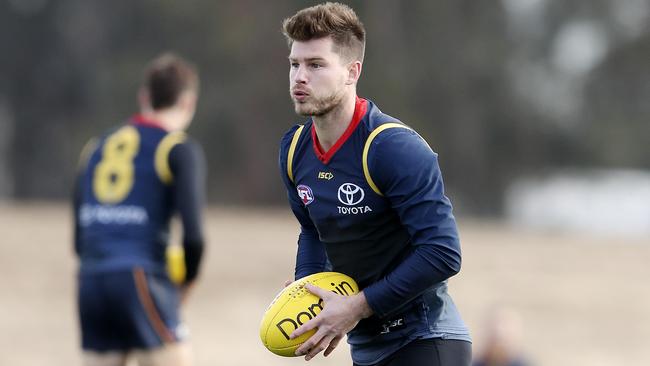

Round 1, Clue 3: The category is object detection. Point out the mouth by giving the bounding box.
[292,89,309,102]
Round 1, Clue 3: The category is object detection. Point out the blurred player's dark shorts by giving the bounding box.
[78,267,183,351]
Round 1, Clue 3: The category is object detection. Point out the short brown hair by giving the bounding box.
[282,2,366,62]
[143,53,199,110]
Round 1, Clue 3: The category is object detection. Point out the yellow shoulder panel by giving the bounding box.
[287,125,305,183]
[362,123,412,196]
[155,132,187,184]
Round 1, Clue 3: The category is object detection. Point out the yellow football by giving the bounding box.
[165,245,186,285]
[259,272,359,357]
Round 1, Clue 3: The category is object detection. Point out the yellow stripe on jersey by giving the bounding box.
[362,123,412,196]
[155,132,187,184]
[287,125,305,183]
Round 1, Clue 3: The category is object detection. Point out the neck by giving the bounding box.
[140,108,186,132]
[312,92,356,151]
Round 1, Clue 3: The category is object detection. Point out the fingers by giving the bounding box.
[289,283,329,340]
[294,326,325,356]
[283,278,293,288]
[291,283,347,360]
[304,283,332,299]
[305,334,335,361]
[289,315,319,340]
[323,335,342,357]
[297,331,336,361]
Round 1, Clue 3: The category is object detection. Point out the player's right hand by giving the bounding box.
[290,284,373,361]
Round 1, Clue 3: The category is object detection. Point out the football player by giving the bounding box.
[278,3,471,365]
[73,53,206,366]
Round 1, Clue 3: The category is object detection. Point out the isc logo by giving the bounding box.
[318,171,334,180]
[275,281,356,340]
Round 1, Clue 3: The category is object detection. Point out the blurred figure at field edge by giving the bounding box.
[472,307,531,366]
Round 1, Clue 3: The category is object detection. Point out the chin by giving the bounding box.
[293,94,340,117]
[294,103,314,116]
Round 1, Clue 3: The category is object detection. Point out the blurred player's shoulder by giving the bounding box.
[77,137,99,170]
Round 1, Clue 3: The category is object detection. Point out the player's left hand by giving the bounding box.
[290,283,373,361]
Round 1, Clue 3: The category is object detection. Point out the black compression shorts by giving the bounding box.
[353,338,472,366]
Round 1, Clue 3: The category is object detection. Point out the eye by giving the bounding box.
[310,63,322,69]
[290,62,299,68]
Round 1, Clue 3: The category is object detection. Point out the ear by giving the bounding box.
[346,60,362,85]
[178,91,198,111]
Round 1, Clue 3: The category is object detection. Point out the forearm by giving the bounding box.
[295,227,329,279]
[353,290,374,319]
[362,241,461,318]
[169,140,207,284]
[367,129,462,317]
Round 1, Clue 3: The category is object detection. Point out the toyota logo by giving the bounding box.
[337,183,365,206]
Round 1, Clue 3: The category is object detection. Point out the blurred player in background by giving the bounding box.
[472,307,531,366]
[73,53,206,366]
[278,3,471,365]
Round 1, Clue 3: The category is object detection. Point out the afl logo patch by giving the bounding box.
[338,183,365,206]
[297,185,314,206]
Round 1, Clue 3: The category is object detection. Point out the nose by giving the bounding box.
[292,64,307,84]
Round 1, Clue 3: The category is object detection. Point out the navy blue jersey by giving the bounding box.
[75,116,205,277]
[279,98,470,365]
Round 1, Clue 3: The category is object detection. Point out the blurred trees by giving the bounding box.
[0,0,648,214]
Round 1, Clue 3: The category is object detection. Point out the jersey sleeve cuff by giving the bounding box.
[361,283,394,319]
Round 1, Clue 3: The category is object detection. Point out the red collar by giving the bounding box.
[131,114,166,130]
[312,96,368,164]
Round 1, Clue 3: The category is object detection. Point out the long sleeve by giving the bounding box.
[278,126,329,280]
[169,139,207,284]
[361,128,461,318]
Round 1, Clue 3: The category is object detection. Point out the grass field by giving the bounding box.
[1,203,648,365]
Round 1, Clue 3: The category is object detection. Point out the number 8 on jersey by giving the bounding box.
[93,126,140,204]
